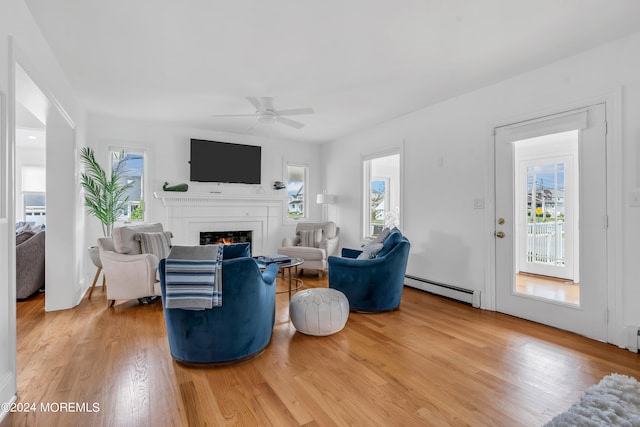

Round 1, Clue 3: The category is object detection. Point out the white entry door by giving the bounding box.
[495,103,608,341]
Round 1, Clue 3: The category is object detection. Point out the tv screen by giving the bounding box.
[190,139,261,184]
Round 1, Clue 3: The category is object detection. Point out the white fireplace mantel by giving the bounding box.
[154,191,285,207]
[154,191,287,255]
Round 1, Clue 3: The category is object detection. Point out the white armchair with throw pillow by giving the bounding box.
[97,223,172,307]
[278,222,339,278]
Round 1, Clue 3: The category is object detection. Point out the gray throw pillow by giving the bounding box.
[136,231,173,260]
[298,229,322,248]
[357,242,383,260]
[371,227,391,244]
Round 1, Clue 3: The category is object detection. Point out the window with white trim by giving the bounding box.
[110,147,145,222]
[285,162,308,221]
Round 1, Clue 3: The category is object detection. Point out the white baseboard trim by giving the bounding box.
[0,370,17,422]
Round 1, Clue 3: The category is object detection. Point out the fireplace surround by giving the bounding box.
[155,192,286,256]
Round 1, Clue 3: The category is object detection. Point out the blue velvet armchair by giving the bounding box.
[328,229,410,312]
[159,243,279,364]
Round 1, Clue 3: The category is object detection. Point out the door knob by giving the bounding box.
[497,218,505,225]
[495,231,505,238]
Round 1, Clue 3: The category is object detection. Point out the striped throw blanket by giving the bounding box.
[164,245,223,310]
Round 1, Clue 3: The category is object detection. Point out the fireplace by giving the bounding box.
[156,192,285,255]
[200,230,253,254]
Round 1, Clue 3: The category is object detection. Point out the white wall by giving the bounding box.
[84,115,324,266]
[0,0,84,412]
[323,31,640,342]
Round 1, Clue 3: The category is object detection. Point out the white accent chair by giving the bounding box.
[97,223,168,307]
[278,222,339,278]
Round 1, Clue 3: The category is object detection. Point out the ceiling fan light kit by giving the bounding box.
[257,111,276,123]
[212,96,314,129]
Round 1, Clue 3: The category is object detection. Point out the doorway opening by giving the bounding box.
[514,130,579,306]
[14,64,47,302]
[362,151,401,239]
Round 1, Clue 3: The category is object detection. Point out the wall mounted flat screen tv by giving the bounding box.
[190,139,261,184]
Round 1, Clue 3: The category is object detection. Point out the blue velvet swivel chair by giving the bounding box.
[159,243,279,364]
[328,229,410,312]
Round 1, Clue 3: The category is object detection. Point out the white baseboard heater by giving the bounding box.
[404,275,481,308]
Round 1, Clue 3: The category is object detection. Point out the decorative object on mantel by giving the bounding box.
[273,181,286,190]
[163,181,189,192]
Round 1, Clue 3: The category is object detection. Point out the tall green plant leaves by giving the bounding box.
[80,147,133,236]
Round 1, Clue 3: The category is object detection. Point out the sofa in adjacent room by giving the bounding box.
[16,227,46,300]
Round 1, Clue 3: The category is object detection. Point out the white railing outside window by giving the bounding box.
[527,221,565,266]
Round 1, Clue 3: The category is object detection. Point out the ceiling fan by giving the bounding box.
[211,97,314,129]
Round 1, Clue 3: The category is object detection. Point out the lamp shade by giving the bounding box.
[316,193,335,204]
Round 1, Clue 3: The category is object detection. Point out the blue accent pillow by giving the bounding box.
[376,228,402,258]
[222,243,251,259]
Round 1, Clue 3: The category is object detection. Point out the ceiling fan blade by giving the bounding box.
[275,107,315,116]
[246,96,263,111]
[247,120,259,131]
[276,116,305,129]
[211,114,256,117]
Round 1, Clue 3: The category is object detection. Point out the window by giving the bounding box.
[110,147,145,222]
[20,165,46,225]
[363,151,401,238]
[23,193,46,226]
[285,162,308,220]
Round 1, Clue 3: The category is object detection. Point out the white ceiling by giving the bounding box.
[24,0,640,144]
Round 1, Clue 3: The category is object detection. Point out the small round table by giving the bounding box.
[255,256,304,300]
[275,257,304,300]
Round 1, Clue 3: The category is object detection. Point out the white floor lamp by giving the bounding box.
[316,191,335,222]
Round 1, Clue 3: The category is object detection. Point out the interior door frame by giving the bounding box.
[484,89,624,347]
[360,142,405,240]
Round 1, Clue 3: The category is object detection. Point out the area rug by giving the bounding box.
[545,374,640,426]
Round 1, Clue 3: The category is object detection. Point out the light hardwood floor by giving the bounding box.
[3,274,640,426]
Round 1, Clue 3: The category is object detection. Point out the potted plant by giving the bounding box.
[80,147,132,267]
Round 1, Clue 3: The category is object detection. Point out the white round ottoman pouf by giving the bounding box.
[289,288,349,336]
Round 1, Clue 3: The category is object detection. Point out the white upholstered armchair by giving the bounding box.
[278,222,339,278]
[97,223,172,307]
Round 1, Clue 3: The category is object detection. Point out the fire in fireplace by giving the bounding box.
[200,230,253,253]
